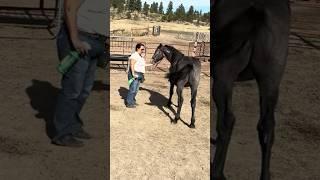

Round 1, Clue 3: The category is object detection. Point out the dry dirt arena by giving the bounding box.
[110,71,210,179]
[0,24,109,179]
[0,0,108,178]
[0,0,320,180]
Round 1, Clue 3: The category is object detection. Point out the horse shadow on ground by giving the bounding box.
[139,87,190,127]
[25,79,109,139]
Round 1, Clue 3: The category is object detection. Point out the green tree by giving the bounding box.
[159,2,164,14]
[143,2,150,15]
[201,12,210,23]
[150,2,155,13]
[166,1,173,15]
[154,2,159,13]
[186,5,194,22]
[135,0,142,12]
[118,0,126,13]
[150,2,159,13]
[128,0,135,12]
[166,1,174,21]
[118,3,125,13]
[175,3,185,21]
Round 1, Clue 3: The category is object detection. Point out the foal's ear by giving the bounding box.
[159,43,163,47]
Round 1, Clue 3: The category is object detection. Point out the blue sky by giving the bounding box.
[142,0,210,13]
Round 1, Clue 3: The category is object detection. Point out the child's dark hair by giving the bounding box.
[135,43,145,51]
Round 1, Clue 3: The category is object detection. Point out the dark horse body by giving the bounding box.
[211,0,290,180]
[152,44,201,128]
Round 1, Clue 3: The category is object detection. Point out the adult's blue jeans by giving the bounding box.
[126,71,143,106]
[53,24,106,140]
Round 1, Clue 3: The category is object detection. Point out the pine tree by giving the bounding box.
[150,2,154,13]
[175,4,185,21]
[159,2,164,14]
[118,0,126,13]
[135,0,142,12]
[166,1,174,21]
[166,1,173,15]
[118,3,125,13]
[128,0,135,12]
[111,0,117,8]
[143,2,150,15]
[187,5,194,22]
[154,2,159,13]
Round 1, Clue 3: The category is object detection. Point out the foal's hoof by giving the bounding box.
[212,175,227,180]
[171,120,177,124]
[260,173,271,180]
[171,117,179,124]
[189,124,195,128]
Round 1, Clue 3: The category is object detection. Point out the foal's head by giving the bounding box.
[151,43,165,65]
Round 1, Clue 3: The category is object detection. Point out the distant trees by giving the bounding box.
[186,6,194,22]
[175,3,186,21]
[142,2,150,15]
[110,0,209,24]
[150,2,159,13]
[158,2,164,14]
[164,1,174,21]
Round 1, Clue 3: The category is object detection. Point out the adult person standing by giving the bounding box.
[52,0,108,147]
[126,43,146,108]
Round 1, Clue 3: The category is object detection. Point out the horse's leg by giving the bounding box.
[252,9,289,179]
[255,79,281,180]
[253,41,288,180]
[212,39,253,179]
[173,82,184,123]
[189,85,198,128]
[212,77,234,180]
[167,83,174,107]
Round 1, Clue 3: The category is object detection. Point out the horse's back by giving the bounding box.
[174,56,201,87]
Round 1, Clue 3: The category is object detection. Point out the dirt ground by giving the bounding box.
[0,25,108,180]
[110,72,210,179]
[110,18,211,180]
[210,2,320,180]
[210,47,320,180]
[0,1,319,180]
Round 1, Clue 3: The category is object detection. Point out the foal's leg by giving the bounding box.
[212,78,234,180]
[189,85,198,128]
[255,79,280,180]
[212,39,253,179]
[173,82,184,123]
[167,83,174,107]
[252,9,289,179]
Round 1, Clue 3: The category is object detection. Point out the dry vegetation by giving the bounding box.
[111,19,210,36]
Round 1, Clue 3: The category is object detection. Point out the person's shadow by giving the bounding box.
[25,80,59,139]
[25,79,109,139]
[118,87,129,105]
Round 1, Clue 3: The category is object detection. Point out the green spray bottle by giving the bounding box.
[57,51,79,74]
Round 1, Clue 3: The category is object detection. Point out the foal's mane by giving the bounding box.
[163,45,184,58]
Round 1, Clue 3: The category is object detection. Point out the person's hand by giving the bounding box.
[71,37,91,55]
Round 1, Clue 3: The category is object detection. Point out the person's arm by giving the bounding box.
[64,0,91,54]
[130,58,137,78]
